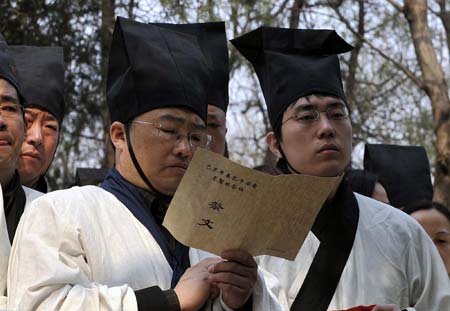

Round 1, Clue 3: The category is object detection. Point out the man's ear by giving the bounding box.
[266,131,282,159]
[110,121,127,152]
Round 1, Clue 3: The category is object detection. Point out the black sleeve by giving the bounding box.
[135,286,180,311]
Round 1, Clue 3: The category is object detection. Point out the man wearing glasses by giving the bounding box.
[232,27,450,311]
[7,18,280,311]
[154,22,230,157]
[0,34,42,308]
[10,45,65,193]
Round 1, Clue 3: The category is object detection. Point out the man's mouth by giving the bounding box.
[169,163,188,170]
[21,151,40,159]
[0,136,11,146]
[318,144,339,153]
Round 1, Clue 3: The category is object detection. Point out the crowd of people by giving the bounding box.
[0,17,449,311]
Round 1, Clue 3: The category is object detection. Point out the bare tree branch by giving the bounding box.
[329,0,424,89]
[273,0,290,17]
[385,0,404,12]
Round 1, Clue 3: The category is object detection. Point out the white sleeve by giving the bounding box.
[406,224,450,310]
[7,197,138,311]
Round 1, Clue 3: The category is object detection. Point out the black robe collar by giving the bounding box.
[101,168,190,288]
[32,175,48,193]
[3,171,26,244]
[291,178,359,311]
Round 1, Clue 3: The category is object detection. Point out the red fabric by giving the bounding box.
[335,305,376,311]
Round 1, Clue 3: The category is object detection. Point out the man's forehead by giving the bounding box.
[0,78,19,97]
[207,112,225,121]
[25,107,58,122]
[207,105,226,119]
[284,95,343,115]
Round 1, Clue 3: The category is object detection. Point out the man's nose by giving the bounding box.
[26,123,43,146]
[317,111,335,138]
[0,115,7,130]
[173,134,193,158]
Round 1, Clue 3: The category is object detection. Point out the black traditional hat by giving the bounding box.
[107,17,210,123]
[231,26,353,130]
[151,22,229,112]
[10,46,65,125]
[0,33,24,105]
[363,144,433,208]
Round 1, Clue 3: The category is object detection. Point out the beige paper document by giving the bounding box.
[163,149,341,260]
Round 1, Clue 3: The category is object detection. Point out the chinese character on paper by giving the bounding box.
[198,218,214,229]
[208,201,224,211]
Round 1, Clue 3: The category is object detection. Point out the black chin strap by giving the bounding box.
[125,123,171,199]
[278,143,302,174]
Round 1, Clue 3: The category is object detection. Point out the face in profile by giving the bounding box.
[113,107,209,196]
[0,79,24,179]
[411,208,450,276]
[18,107,60,187]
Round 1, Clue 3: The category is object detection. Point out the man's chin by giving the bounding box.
[312,163,346,177]
[157,179,183,196]
[0,154,20,170]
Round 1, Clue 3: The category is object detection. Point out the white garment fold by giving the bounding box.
[257,193,450,311]
[0,185,42,309]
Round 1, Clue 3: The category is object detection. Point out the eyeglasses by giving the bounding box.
[282,105,349,125]
[132,120,212,149]
[0,103,24,120]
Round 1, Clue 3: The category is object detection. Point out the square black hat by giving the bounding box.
[231,27,353,130]
[364,144,433,208]
[10,46,65,125]
[151,22,229,113]
[0,33,25,105]
[107,17,210,123]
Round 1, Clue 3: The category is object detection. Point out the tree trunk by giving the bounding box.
[289,0,304,28]
[100,0,115,169]
[436,0,450,57]
[345,0,365,108]
[403,0,450,206]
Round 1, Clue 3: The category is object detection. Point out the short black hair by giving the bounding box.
[403,201,450,224]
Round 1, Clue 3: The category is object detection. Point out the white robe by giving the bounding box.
[257,193,450,311]
[7,185,282,311]
[0,185,42,308]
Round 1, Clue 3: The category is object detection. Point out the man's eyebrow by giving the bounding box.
[207,113,220,121]
[293,101,345,114]
[293,103,315,114]
[44,114,58,123]
[192,121,206,130]
[159,114,185,124]
[326,101,346,108]
[159,114,205,130]
[436,231,450,236]
[25,109,37,117]
[0,95,19,105]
